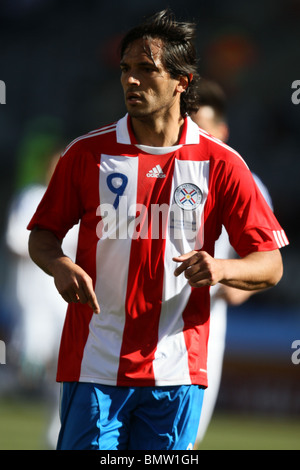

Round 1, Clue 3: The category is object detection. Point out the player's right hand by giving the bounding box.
[51,257,100,314]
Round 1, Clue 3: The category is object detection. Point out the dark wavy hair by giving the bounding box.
[120,9,200,116]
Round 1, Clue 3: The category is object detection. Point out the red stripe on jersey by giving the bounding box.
[56,157,101,382]
[116,153,175,385]
[182,287,210,386]
[57,303,94,381]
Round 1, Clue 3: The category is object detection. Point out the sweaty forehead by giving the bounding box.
[122,37,165,64]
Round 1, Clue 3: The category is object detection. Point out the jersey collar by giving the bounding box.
[116,113,200,153]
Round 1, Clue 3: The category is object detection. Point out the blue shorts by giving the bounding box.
[57,382,204,450]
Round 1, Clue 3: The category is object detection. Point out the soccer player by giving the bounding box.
[27,10,288,450]
[189,78,274,444]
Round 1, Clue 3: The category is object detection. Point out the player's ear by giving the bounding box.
[176,74,193,94]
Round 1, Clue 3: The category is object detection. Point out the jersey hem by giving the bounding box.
[56,375,208,388]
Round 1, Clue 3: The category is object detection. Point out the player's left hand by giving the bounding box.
[173,250,223,288]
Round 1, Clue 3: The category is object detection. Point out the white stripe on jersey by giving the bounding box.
[88,123,117,135]
[153,159,210,385]
[79,154,139,385]
[61,124,117,157]
[280,230,289,246]
[198,128,249,168]
[273,229,289,248]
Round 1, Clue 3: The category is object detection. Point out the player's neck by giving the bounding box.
[131,112,185,147]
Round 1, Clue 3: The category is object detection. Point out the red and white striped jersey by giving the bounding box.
[28,114,289,387]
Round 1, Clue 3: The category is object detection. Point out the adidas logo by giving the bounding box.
[146,164,166,178]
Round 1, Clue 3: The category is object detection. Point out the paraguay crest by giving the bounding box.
[174,183,203,210]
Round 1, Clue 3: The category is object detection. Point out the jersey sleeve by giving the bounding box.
[218,158,289,258]
[27,144,84,240]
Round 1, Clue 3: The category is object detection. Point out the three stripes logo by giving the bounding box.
[146,165,166,178]
[273,229,289,248]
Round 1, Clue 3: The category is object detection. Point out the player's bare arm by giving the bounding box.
[214,284,256,306]
[173,249,283,291]
[29,227,100,314]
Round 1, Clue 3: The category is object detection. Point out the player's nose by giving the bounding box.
[127,74,140,86]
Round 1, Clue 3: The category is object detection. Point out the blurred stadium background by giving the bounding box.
[0,0,299,450]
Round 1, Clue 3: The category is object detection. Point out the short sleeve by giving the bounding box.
[220,161,289,257]
[27,145,83,240]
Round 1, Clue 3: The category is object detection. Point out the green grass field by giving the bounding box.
[0,397,50,450]
[0,397,299,450]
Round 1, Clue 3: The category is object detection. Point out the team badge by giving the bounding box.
[174,183,203,210]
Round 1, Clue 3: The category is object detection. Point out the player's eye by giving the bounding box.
[143,65,158,73]
[120,64,129,73]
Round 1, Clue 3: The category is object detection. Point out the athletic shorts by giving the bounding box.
[56,382,204,450]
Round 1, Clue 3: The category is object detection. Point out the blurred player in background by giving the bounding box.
[27,10,287,450]
[189,78,274,445]
[5,147,78,448]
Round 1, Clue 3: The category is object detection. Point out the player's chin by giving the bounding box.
[126,103,149,118]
